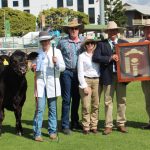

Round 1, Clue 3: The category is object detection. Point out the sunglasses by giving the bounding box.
[86,42,95,45]
[69,27,79,30]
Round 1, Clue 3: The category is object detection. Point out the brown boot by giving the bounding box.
[91,129,98,134]
[117,126,128,133]
[103,127,112,135]
[35,136,44,142]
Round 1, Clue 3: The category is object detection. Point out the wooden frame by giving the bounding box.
[116,41,150,82]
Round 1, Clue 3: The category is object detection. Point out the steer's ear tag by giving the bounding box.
[3,59,9,66]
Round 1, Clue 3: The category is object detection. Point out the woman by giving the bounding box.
[78,35,100,134]
[32,31,65,142]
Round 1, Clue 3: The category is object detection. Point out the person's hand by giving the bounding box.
[52,56,57,64]
[112,54,119,62]
[83,87,90,95]
[31,64,36,72]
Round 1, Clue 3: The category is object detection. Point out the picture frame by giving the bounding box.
[116,41,150,82]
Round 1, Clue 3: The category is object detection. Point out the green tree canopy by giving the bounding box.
[0,8,36,36]
[37,7,89,30]
[105,0,127,27]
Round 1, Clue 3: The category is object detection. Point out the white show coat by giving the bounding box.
[35,47,65,98]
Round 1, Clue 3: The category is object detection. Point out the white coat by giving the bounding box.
[35,47,65,98]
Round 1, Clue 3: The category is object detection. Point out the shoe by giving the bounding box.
[62,128,71,135]
[83,130,90,135]
[49,133,57,140]
[71,122,82,130]
[117,126,128,133]
[35,136,44,142]
[142,124,150,129]
[91,129,98,134]
[103,127,112,135]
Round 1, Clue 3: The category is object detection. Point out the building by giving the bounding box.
[124,3,150,37]
[0,0,100,24]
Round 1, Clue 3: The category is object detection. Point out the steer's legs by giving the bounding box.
[0,109,4,136]
[14,107,23,136]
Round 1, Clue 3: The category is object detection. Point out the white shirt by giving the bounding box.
[78,52,100,89]
[35,47,66,98]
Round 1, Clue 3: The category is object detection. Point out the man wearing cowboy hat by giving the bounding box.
[93,21,128,135]
[139,19,150,129]
[57,18,84,135]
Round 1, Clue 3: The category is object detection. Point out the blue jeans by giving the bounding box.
[60,69,80,129]
[33,89,57,138]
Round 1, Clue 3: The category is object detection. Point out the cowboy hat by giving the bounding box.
[105,21,124,32]
[39,31,54,42]
[62,18,84,34]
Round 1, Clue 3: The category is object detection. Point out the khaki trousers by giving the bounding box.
[141,81,150,122]
[104,74,127,128]
[79,78,100,130]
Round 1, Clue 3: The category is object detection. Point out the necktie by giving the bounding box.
[112,41,116,53]
[112,41,117,72]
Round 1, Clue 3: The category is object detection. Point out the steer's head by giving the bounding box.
[10,50,38,76]
[10,50,28,75]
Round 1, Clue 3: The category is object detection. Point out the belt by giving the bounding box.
[66,68,77,72]
[84,76,99,79]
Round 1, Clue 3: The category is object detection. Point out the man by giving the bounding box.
[57,18,84,135]
[139,19,150,129]
[93,21,128,135]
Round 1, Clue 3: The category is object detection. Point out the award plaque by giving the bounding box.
[116,42,150,82]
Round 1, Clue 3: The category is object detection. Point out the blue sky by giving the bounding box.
[123,0,150,5]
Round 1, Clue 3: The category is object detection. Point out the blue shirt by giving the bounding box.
[57,35,84,69]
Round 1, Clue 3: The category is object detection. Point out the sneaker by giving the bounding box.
[49,133,57,140]
[62,128,71,135]
[35,136,44,142]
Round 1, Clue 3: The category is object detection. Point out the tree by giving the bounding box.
[37,7,89,30]
[105,0,127,27]
[0,8,36,36]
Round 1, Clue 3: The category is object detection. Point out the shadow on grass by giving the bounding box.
[2,119,146,139]
[98,120,147,131]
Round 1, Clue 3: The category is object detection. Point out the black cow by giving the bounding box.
[0,50,38,136]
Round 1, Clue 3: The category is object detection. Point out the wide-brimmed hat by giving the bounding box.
[39,31,54,42]
[62,18,84,34]
[82,34,99,50]
[105,21,124,32]
[144,19,150,28]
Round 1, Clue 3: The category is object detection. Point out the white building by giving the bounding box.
[0,0,100,24]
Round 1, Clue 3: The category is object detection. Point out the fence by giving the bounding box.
[0,37,39,49]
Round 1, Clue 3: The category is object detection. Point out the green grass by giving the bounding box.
[0,71,150,150]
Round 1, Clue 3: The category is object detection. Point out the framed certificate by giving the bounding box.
[116,42,150,82]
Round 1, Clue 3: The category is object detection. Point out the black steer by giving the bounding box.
[0,50,38,136]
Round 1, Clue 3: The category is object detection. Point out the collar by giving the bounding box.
[108,38,118,44]
[68,35,84,43]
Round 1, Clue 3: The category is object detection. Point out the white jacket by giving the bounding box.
[35,47,65,98]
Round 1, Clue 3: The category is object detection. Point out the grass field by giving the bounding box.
[0,71,150,150]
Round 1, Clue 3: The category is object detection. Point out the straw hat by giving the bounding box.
[82,34,99,50]
[39,31,54,42]
[62,18,84,34]
[105,21,124,32]
[144,19,150,27]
